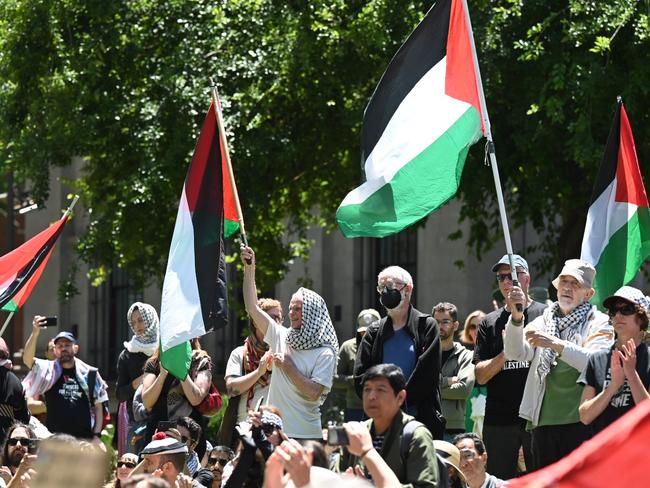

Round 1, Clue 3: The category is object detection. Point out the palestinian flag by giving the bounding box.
[159,101,231,379]
[0,215,68,312]
[580,99,650,309]
[336,0,485,237]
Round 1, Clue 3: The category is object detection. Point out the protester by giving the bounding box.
[0,339,29,443]
[142,339,212,458]
[141,433,205,487]
[240,244,338,440]
[204,446,235,488]
[111,452,139,487]
[176,417,203,476]
[340,364,439,487]
[433,440,466,488]
[433,302,475,441]
[22,321,108,441]
[579,286,650,433]
[25,339,56,423]
[117,302,160,454]
[504,259,614,468]
[0,422,37,484]
[225,299,282,423]
[473,255,546,478]
[461,311,486,436]
[354,266,444,439]
[461,311,484,350]
[336,309,380,421]
[453,433,504,488]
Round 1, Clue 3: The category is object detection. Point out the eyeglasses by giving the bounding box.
[207,457,229,467]
[262,424,277,436]
[438,319,453,326]
[376,282,406,294]
[117,461,137,469]
[8,438,34,447]
[459,448,477,460]
[608,303,637,317]
[496,271,526,282]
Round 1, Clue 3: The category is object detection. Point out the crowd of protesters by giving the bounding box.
[0,244,647,488]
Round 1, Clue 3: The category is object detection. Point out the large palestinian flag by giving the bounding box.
[159,101,232,379]
[0,215,69,312]
[336,0,485,237]
[580,99,650,309]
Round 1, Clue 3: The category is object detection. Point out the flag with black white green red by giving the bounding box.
[581,98,650,309]
[336,0,485,237]
[159,101,230,379]
[0,215,69,312]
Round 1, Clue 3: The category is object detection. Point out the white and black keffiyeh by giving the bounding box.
[124,302,160,356]
[286,287,339,354]
[536,301,592,382]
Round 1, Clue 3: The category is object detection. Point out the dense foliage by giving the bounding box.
[0,0,648,291]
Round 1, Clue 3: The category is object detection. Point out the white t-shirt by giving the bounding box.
[264,320,336,438]
[224,345,270,423]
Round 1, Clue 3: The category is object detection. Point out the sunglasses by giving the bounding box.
[117,461,137,469]
[608,303,637,317]
[376,282,406,294]
[8,438,34,447]
[496,271,526,282]
[207,457,229,467]
[262,424,277,436]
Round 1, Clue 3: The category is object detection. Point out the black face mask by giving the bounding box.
[380,288,402,310]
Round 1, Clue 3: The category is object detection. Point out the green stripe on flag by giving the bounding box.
[337,106,480,237]
[592,207,650,309]
[224,219,240,238]
[160,340,192,381]
[1,300,18,313]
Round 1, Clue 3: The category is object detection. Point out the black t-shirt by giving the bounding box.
[578,343,650,434]
[44,367,92,438]
[473,301,547,425]
[441,348,453,367]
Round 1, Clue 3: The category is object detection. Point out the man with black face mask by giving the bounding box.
[354,266,445,439]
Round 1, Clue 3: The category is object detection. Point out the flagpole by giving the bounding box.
[461,0,522,300]
[0,195,80,338]
[209,78,249,247]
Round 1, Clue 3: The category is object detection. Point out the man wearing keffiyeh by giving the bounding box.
[504,259,613,469]
[240,244,338,440]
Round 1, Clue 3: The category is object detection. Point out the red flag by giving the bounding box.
[0,216,69,312]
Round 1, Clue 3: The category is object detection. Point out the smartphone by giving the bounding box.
[254,396,264,412]
[44,316,58,328]
[157,420,176,432]
[326,425,349,446]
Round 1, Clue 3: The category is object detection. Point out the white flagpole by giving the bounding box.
[0,195,79,338]
[461,0,522,294]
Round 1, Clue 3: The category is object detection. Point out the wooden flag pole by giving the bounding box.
[209,77,249,247]
[0,195,80,338]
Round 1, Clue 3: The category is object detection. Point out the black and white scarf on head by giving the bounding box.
[124,302,160,356]
[535,301,592,383]
[286,287,339,355]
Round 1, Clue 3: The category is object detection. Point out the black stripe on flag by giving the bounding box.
[191,131,229,332]
[589,99,621,206]
[361,0,452,166]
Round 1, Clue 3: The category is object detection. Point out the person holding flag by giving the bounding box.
[240,244,338,440]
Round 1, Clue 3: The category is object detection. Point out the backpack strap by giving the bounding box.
[400,419,424,465]
[87,368,97,405]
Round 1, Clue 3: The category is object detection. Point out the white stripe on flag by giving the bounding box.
[160,188,206,351]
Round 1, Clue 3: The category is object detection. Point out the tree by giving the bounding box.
[0,0,648,292]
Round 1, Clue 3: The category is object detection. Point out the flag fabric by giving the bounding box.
[0,215,69,312]
[336,0,485,237]
[160,101,230,380]
[580,99,650,309]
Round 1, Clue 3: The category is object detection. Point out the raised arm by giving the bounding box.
[23,316,46,368]
[142,366,168,410]
[241,245,275,336]
[180,368,211,406]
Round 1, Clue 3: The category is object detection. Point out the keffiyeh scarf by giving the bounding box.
[243,335,271,409]
[124,302,159,356]
[536,301,592,382]
[286,287,339,354]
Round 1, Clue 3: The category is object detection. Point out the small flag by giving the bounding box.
[580,98,650,309]
[160,101,230,379]
[336,0,485,237]
[0,216,69,312]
